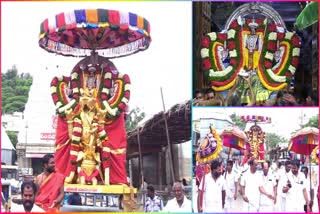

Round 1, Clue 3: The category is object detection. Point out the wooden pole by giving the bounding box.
[137,126,145,190]
[160,87,176,184]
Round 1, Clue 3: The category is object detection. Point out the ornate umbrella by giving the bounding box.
[289,127,319,155]
[221,125,247,151]
[39,9,151,58]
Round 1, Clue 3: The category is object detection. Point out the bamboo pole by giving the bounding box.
[160,87,176,184]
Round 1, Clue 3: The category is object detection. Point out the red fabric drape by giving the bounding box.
[35,172,64,212]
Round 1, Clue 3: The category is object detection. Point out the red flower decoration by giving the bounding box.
[267,41,277,51]
[230,58,237,66]
[101,93,108,100]
[292,57,299,67]
[73,94,79,100]
[230,20,238,29]
[202,59,212,70]
[217,33,227,41]
[256,19,263,25]
[52,94,59,103]
[277,33,285,40]
[267,23,276,32]
[228,41,236,50]
[118,102,125,110]
[124,91,130,99]
[123,75,130,83]
[264,60,272,69]
[285,72,293,78]
[202,36,210,48]
[51,78,58,86]
[71,81,78,88]
[104,79,112,88]
[292,36,300,47]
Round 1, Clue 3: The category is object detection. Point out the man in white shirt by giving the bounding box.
[224,160,238,212]
[144,185,164,212]
[240,158,274,212]
[11,180,45,212]
[282,160,310,212]
[198,160,226,213]
[277,160,291,211]
[259,161,277,212]
[301,166,314,212]
[163,182,192,212]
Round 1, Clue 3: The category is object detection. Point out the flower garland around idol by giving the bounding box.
[201,19,243,91]
[258,19,300,91]
[99,65,131,121]
[201,18,300,91]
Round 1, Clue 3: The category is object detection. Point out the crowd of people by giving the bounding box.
[195,159,319,213]
[8,154,193,213]
[8,153,318,213]
[193,87,316,106]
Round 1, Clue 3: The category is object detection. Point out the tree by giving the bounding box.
[125,107,146,132]
[302,115,318,128]
[1,65,32,114]
[265,133,288,149]
[229,113,246,130]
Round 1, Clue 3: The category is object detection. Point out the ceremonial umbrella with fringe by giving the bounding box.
[39,9,151,58]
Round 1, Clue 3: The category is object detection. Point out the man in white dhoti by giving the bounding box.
[224,160,238,212]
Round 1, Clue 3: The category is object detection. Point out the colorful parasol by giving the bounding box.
[221,125,247,151]
[39,9,151,58]
[289,127,319,155]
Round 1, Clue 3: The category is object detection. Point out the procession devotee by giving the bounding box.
[11,181,45,212]
[301,166,315,212]
[224,160,238,212]
[281,160,310,212]
[163,182,192,212]
[277,160,292,211]
[259,161,277,212]
[35,154,65,212]
[198,160,226,212]
[240,158,274,212]
[144,186,164,212]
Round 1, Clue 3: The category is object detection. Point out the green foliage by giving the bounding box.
[295,2,319,30]
[1,65,33,114]
[6,131,18,148]
[265,133,288,149]
[302,115,318,128]
[125,107,146,132]
[229,113,246,130]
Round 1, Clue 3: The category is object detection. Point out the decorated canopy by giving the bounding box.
[289,127,319,155]
[39,9,151,58]
[221,125,247,150]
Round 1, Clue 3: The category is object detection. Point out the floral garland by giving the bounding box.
[196,127,223,164]
[201,18,300,91]
[201,19,244,91]
[258,19,300,91]
[50,75,79,116]
[99,66,131,120]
